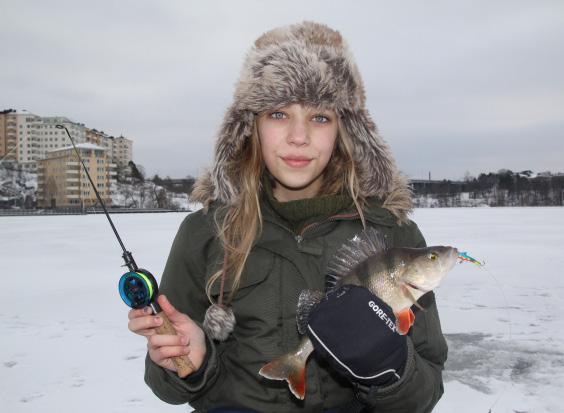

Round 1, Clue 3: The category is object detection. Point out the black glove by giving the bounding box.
[306,285,408,387]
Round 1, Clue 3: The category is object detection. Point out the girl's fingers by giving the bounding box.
[136,328,157,337]
[148,334,189,349]
[128,315,162,334]
[128,306,153,320]
[150,345,191,363]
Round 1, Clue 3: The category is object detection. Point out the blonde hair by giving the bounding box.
[205,116,366,304]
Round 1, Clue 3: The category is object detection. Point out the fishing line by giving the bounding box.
[485,266,514,413]
[56,124,196,376]
[458,252,514,412]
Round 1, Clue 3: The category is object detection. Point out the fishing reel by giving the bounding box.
[118,269,159,309]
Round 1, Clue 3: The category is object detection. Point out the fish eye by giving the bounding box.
[428,252,438,261]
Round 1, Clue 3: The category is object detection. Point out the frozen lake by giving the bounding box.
[1,207,563,412]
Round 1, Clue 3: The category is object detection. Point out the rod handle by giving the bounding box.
[155,311,197,378]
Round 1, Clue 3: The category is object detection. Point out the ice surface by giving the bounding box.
[1,207,563,412]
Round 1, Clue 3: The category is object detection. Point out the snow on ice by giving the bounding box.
[1,207,563,412]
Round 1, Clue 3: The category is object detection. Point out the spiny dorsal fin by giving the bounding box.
[326,227,388,292]
[296,289,325,334]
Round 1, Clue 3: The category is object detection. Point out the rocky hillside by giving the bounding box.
[0,166,198,211]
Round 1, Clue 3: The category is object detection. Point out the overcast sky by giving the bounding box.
[1,0,563,180]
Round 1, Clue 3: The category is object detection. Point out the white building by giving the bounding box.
[39,117,86,162]
[14,110,42,170]
[5,110,86,171]
[111,135,133,168]
[2,108,133,173]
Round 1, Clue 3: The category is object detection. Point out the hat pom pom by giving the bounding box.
[203,304,236,341]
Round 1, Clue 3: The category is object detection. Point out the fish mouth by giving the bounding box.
[406,282,431,293]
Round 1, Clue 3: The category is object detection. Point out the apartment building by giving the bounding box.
[85,128,112,150]
[0,111,18,163]
[0,109,33,166]
[111,135,133,168]
[37,143,116,209]
[85,128,133,168]
[0,110,87,171]
[3,108,134,208]
[40,117,86,161]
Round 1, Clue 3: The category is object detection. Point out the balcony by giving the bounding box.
[66,161,79,166]
[66,178,79,183]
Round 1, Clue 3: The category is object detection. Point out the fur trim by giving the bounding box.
[191,21,412,221]
[382,174,414,224]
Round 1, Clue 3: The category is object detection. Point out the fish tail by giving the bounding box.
[259,338,313,400]
[259,355,306,399]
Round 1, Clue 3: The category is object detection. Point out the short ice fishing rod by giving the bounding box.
[56,124,196,377]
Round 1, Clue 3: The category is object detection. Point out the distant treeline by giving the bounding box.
[116,162,196,195]
[412,170,564,207]
[151,175,195,194]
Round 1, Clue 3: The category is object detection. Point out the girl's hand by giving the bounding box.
[128,294,207,373]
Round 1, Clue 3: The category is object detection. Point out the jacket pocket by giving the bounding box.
[205,248,279,347]
[205,247,274,298]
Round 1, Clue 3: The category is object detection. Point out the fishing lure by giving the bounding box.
[458,251,485,267]
[56,124,196,377]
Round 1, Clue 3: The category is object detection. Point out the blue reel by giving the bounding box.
[118,269,159,309]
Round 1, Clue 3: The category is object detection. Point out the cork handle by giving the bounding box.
[155,311,197,378]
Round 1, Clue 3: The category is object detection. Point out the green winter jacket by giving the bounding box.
[144,196,448,412]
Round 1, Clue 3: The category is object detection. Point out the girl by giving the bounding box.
[128,21,448,413]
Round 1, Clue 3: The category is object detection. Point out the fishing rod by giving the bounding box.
[56,124,195,377]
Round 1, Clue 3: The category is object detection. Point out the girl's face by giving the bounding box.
[257,103,338,202]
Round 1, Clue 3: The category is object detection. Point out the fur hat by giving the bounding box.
[191,21,413,220]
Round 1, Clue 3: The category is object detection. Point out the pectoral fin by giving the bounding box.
[402,283,426,312]
[394,308,415,335]
[296,289,324,335]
